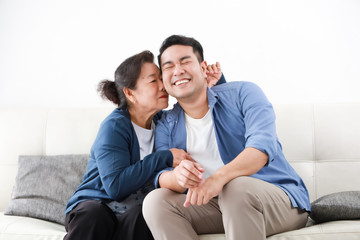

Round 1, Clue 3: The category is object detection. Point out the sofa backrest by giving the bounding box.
[1,104,360,211]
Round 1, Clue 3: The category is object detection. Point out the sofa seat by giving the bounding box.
[265,220,360,240]
[200,221,360,240]
[0,212,65,240]
[2,212,360,240]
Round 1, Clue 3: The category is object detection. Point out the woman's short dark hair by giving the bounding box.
[97,50,154,109]
[158,35,204,69]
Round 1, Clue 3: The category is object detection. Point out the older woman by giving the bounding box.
[63,50,223,240]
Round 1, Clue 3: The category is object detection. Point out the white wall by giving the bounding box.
[0,0,359,108]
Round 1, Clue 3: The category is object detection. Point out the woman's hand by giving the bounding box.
[169,148,195,168]
[173,160,204,188]
[206,62,222,87]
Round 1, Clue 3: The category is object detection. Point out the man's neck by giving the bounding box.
[178,87,209,119]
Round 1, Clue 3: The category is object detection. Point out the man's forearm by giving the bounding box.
[212,147,268,186]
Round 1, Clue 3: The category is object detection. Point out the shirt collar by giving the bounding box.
[166,87,219,123]
[117,107,131,120]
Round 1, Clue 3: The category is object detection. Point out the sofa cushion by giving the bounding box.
[310,191,360,223]
[4,155,88,225]
[0,212,66,240]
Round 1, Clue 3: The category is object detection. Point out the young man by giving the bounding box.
[143,35,311,240]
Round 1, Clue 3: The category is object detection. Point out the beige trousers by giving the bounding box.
[143,176,308,240]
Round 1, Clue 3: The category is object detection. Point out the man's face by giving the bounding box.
[160,45,207,101]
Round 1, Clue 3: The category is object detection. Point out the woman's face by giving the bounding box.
[131,62,168,113]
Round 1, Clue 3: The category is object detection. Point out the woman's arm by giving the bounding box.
[93,116,173,201]
[206,62,226,87]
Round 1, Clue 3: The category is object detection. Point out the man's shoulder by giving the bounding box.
[210,81,260,98]
[158,103,183,125]
[211,81,258,92]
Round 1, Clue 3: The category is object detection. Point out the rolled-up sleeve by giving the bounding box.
[240,82,278,164]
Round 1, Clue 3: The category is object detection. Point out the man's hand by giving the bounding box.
[169,148,195,168]
[206,62,222,87]
[183,147,268,207]
[173,160,204,188]
[184,175,224,207]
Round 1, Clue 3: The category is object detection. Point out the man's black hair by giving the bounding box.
[157,35,204,70]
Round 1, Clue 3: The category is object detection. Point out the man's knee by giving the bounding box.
[221,177,259,196]
[219,177,264,212]
[143,188,170,221]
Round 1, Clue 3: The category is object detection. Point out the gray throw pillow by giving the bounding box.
[5,154,89,225]
[310,191,360,223]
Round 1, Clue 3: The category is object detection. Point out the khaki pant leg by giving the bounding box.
[143,188,224,240]
[218,176,309,240]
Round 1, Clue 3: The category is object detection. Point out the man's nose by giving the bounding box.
[173,64,185,76]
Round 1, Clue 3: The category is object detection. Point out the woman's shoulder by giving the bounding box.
[91,108,135,147]
[100,108,132,131]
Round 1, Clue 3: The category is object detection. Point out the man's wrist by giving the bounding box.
[211,169,228,187]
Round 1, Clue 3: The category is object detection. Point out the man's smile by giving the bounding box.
[173,78,191,86]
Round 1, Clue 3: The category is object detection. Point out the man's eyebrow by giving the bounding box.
[162,56,191,67]
[180,56,191,61]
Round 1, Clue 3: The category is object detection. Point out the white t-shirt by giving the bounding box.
[185,110,224,179]
[131,121,155,160]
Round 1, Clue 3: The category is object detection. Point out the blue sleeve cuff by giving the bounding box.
[153,167,174,188]
[217,73,226,85]
[245,142,276,166]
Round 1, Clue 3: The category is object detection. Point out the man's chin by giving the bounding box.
[166,87,194,101]
[173,93,192,102]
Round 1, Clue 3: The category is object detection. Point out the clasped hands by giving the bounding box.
[169,148,224,208]
[176,160,223,207]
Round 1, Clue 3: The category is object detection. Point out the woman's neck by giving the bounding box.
[128,107,155,129]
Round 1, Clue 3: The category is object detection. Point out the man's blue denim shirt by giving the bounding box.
[154,81,311,212]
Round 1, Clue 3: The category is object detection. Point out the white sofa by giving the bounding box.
[1,104,360,240]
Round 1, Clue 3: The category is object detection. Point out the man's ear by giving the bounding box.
[123,87,136,104]
[201,61,208,78]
